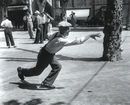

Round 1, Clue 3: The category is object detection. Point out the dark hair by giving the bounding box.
[59,26,70,34]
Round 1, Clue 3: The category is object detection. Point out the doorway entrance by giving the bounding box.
[8,10,27,29]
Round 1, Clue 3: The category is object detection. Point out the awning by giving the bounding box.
[7,5,28,11]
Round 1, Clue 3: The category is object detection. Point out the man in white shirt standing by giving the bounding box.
[17,20,101,89]
[1,16,16,48]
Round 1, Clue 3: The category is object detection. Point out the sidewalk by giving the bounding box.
[0,30,130,105]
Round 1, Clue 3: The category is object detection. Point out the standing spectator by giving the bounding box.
[26,11,34,39]
[46,18,52,35]
[70,11,77,28]
[1,16,16,48]
[44,12,54,40]
[34,10,43,44]
[32,13,37,31]
[41,12,47,41]
[41,12,54,41]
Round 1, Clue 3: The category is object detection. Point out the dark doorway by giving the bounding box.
[8,10,26,29]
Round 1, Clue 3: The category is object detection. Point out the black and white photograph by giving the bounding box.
[0,0,130,105]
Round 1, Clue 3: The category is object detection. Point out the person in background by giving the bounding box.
[32,13,37,31]
[1,16,16,48]
[34,10,43,44]
[17,20,101,89]
[26,11,34,39]
[70,11,77,28]
[41,11,54,41]
[41,12,47,41]
[23,14,27,31]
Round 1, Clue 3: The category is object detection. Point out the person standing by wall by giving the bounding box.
[26,11,34,39]
[70,11,77,28]
[1,16,16,48]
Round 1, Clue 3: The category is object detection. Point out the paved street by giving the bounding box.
[0,29,130,105]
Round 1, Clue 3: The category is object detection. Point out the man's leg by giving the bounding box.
[4,30,10,47]
[44,23,48,40]
[8,30,15,47]
[41,56,62,87]
[28,22,34,39]
[40,25,43,43]
[17,47,53,80]
[42,24,46,41]
[34,29,40,43]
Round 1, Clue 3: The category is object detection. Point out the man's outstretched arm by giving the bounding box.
[64,33,101,46]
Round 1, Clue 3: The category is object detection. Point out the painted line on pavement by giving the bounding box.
[67,62,108,105]
[67,34,128,105]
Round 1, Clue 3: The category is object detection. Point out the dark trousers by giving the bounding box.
[21,47,62,85]
[34,25,43,43]
[42,24,47,40]
[4,28,15,46]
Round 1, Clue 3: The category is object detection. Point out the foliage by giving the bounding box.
[103,0,123,61]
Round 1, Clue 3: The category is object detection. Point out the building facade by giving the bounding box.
[0,0,52,29]
[0,0,30,29]
[0,0,130,28]
[53,0,130,27]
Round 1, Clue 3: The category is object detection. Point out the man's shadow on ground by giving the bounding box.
[10,81,64,90]
[3,98,43,105]
[56,54,103,62]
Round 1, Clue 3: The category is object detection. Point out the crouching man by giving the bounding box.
[17,20,101,89]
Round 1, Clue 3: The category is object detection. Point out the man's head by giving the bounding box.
[58,21,71,37]
[71,11,75,15]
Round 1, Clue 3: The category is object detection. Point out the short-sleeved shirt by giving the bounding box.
[1,19,13,28]
[45,32,85,54]
[36,15,43,27]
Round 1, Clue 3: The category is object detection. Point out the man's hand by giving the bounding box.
[90,33,101,40]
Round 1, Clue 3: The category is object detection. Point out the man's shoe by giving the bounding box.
[33,42,38,44]
[7,46,10,48]
[30,37,34,39]
[13,45,16,48]
[17,67,24,80]
[39,83,55,89]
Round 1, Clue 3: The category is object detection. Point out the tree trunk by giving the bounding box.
[102,0,123,61]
